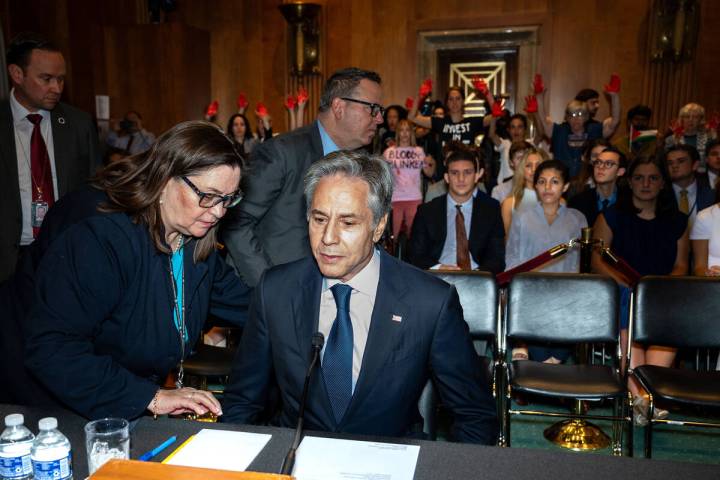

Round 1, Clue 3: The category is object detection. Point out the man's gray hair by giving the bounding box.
[304,150,393,228]
[318,68,382,113]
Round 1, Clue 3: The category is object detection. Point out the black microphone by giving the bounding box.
[280,332,325,475]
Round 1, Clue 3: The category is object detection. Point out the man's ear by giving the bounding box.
[474,168,484,184]
[617,167,626,178]
[331,97,344,119]
[8,64,23,85]
[692,160,700,172]
[373,213,389,243]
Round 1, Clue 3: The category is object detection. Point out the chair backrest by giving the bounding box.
[506,272,618,343]
[634,276,720,348]
[431,271,498,339]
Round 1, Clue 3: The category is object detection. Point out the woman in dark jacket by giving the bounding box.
[25,121,250,421]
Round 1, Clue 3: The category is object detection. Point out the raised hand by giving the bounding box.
[285,95,297,110]
[707,111,720,132]
[405,96,414,110]
[419,78,433,99]
[297,86,309,106]
[491,100,504,118]
[255,102,269,118]
[524,95,538,113]
[604,73,621,93]
[205,100,219,119]
[236,93,249,111]
[472,76,489,96]
[533,73,545,95]
[670,118,684,138]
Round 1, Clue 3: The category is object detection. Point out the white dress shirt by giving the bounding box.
[10,88,59,245]
[318,249,380,392]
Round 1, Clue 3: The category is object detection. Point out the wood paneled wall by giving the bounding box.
[2,0,718,137]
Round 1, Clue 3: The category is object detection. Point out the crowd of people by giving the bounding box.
[2,30,718,446]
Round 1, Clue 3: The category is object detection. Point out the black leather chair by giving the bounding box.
[504,272,631,455]
[430,271,500,443]
[183,342,238,394]
[632,276,720,458]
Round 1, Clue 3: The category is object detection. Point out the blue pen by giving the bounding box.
[138,435,177,461]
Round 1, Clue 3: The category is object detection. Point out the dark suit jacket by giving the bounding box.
[0,99,100,282]
[409,192,505,274]
[221,121,324,287]
[222,251,499,445]
[568,187,601,227]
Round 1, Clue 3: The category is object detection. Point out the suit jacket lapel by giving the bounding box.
[340,251,409,425]
[468,195,482,249]
[292,260,336,425]
[51,105,71,196]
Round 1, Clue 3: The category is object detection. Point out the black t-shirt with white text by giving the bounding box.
[431,116,485,147]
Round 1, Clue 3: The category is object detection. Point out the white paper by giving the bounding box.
[164,428,271,472]
[293,436,420,480]
[95,95,110,120]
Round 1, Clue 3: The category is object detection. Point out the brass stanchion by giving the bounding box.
[543,227,611,451]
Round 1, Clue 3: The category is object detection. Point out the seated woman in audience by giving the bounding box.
[226,113,258,159]
[24,121,251,421]
[491,140,533,203]
[664,102,717,168]
[592,155,689,424]
[506,160,587,362]
[383,119,427,242]
[500,147,548,236]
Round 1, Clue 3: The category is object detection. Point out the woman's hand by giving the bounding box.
[148,387,222,417]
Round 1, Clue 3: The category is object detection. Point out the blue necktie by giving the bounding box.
[323,283,354,422]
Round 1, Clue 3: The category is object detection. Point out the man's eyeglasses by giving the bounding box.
[592,160,619,169]
[341,97,385,118]
[181,176,243,208]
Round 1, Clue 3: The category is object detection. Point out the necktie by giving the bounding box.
[323,283,354,422]
[455,205,471,270]
[678,189,689,215]
[27,114,54,236]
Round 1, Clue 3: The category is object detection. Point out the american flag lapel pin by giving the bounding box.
[391,314,402,322]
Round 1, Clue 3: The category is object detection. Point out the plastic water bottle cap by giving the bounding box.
[38,417,58,431]
[4,414,23,427]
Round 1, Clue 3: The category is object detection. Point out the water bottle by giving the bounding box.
[30,418,72,480]
[0,414,34,480]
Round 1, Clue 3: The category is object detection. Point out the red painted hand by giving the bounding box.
[604,73,621,93]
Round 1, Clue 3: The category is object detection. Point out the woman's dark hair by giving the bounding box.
[382,105,407,130]
[94,121,243,262]
[226,113,253,142]
[533,159,569,185]
[570,138,613,195]
[616,155,675,217]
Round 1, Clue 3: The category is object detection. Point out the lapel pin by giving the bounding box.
[391,314,402,322]
[58,117,66,125]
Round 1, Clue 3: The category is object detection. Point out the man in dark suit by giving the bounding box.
[222,151,498,444]
[222,68,384,287]
[664,144,714,227]
[409,149,505,273]
[699,139,720,191]
[0,33,100,283]
[568,146,627,227]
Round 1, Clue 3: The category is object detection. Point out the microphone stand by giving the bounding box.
[280,332,324,475]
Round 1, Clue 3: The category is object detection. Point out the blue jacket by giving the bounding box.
[24,197,250,420]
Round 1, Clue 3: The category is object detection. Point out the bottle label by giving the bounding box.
[0,454,32,478]
[32,453,72,480]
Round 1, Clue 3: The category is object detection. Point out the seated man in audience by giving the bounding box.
[222,150,498,445]
[106,110,156,155]
[568,146,627,227]
[700,140,720,190]
[664,145,714,228]
[410,149,504,273]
